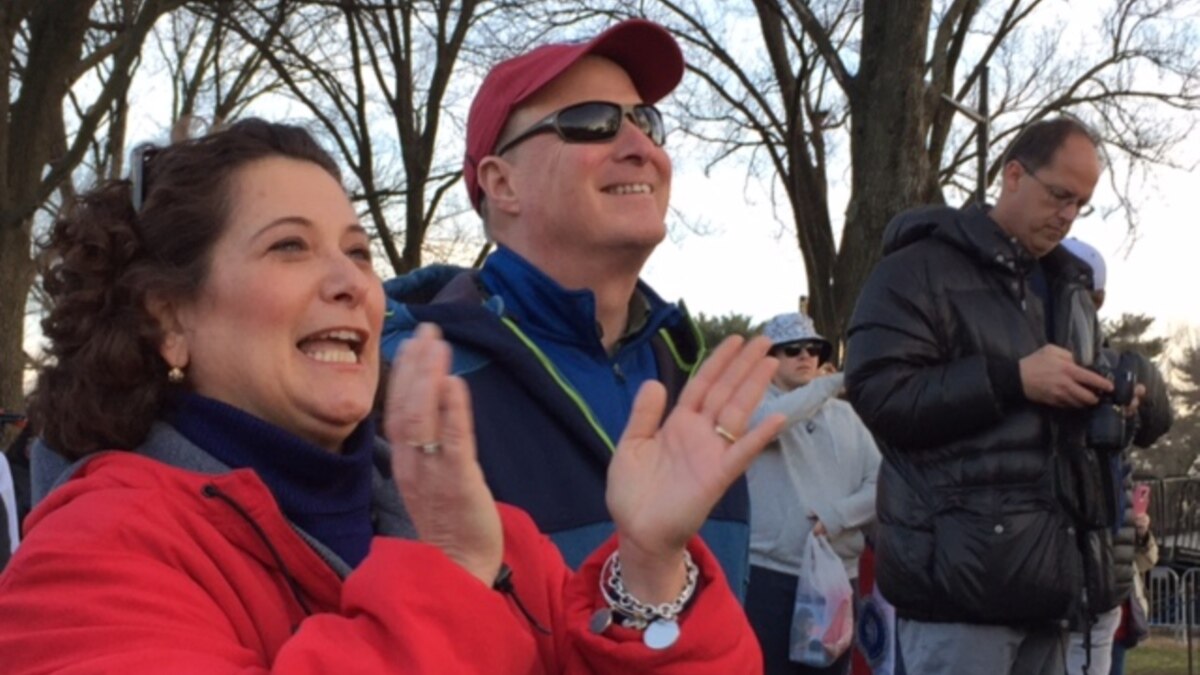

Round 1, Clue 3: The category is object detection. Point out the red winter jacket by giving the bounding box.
[0,453,761,673]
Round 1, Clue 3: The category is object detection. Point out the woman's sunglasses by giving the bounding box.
[779,344,823,359]
[495,101,665,156]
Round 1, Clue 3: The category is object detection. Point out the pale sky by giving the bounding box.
[26,94,1196,383]
[642,2,1199,342]
[24,6,1198,382]
[643,138,1200,339]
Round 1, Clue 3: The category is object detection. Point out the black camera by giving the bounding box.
[1086,352,1138,452]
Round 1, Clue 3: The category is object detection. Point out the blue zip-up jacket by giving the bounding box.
[381,251,751,600]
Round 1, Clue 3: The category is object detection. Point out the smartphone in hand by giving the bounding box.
[1133,484,1151,516]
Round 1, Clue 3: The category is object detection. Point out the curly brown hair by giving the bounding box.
[29,119,342,458]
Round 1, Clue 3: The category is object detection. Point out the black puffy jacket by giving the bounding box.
[845,203,1118,625]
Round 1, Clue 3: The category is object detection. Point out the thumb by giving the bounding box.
[619,380,668,446]
[1044,344,1075,361]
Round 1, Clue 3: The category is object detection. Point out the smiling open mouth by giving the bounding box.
[603,183,652,195]
[297,329,365,364]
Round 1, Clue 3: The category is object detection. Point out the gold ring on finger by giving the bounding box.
[411,441,441,455]
[714,425,738,444]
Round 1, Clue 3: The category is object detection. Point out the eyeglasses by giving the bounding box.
[779,344,823,359]
[495,101,666,156]
[1018,161,1095,218]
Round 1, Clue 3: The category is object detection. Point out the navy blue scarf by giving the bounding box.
[168,392,375,568]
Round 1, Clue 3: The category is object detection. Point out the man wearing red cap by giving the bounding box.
[381,20,753,601]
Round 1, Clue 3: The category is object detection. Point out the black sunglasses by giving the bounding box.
[495,101,666,156]
[780,344,822,359]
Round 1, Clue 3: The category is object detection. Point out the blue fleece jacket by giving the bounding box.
[477,248,678,443]
[381,249,752,600]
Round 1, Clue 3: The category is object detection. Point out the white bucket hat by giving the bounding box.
[1061,237,1106,292]
[761,312,832,362]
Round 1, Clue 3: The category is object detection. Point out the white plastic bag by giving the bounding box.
[789,531,854,666]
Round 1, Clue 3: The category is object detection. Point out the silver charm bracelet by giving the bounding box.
[590,550,699,650]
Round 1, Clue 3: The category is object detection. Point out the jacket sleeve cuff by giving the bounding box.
[564,535,761,669]
[987,357,1025,408]
[812,503,845,538]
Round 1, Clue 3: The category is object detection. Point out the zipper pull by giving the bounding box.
[493,563,551,634]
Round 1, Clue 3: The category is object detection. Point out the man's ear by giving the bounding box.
[1001,159,1024,193]
[476,156,521,219]
[146,293,189,371]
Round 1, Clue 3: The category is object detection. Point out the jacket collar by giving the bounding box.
[31,422,416,579]
[882,203,1091,285]
[479,246,678,353]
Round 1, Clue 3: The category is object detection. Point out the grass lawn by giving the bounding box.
[1128,635,1199,675]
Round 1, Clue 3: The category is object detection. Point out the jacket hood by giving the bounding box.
[381,264,501,364]
[29,423,416,577]
[881,203,1094,287]
[380,259,700,372]
[881,205,950,255]
[882,204,1012,262]
[383,263,472,307]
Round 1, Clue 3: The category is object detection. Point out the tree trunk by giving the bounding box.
[1,0,176,412]
[0,0,94,411]
[0,222,33,410]
[400,177,425,274]
[834,0,933,340]
[788,154,837,346]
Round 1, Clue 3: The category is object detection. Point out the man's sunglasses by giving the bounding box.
[779,344,823,359]
[495,101,666,156]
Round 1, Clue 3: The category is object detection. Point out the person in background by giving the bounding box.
[0,451,16,568]
[379,19,754,596]
[1061,236,1107,310]
[1111,510,1158,675]
[1058,236,1171,675]
[844,116,1124,675]
[0,118,785,672]
[2,419,32,533]
[745,312,881,675]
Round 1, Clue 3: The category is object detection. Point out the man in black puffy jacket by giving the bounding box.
[844,117,1136,675]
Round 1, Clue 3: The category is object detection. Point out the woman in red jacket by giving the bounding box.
[0,119,782,673]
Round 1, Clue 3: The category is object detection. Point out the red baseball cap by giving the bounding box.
[463,19,684,213]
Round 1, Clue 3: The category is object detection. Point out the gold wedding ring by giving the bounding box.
[714,425,738,444]
[411,441,441,455]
